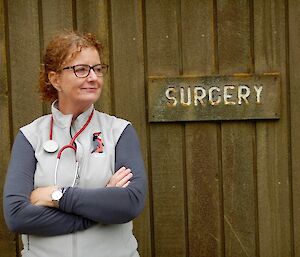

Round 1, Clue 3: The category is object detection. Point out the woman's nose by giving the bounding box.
[87,68,98,80]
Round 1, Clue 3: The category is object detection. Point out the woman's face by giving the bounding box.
[51,47,103,112]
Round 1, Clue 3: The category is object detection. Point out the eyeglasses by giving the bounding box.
[62,64,109,78]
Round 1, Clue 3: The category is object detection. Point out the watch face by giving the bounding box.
[52,190,63,201]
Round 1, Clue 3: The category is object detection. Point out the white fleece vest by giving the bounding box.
[20,104,139,257]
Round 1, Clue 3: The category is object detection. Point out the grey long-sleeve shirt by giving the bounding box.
[3,124,147,236]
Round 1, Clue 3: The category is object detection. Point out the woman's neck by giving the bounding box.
[57,101,91,121]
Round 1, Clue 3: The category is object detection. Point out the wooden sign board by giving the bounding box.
[148,74,280,122]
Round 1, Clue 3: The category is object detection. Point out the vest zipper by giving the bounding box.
[27,235,30,251]
[72,233,77,257]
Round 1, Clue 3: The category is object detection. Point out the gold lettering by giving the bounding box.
[208,87,221,106]
[224,85,236,105]
[180,87,191,106]
[194,87,206,106]
[254,85,263,103]
[165,87,177,106]
[238,85,250,104]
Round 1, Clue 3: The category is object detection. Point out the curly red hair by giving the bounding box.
[39,31,103,102]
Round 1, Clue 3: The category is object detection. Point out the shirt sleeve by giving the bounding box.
[59,124,147,223]
[3,131,95,236]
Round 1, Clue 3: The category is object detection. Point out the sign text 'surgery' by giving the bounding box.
[148,74,280,122]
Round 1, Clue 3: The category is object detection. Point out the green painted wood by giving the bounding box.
[0,0,17,256]
[7,0,43,136]
[217,1,257,256]
[181,1,223,257]
[254,0,292,256]
[146,0,186,256]
[76,0,112,114]
[289,0,300,255]
[110,1,152,256]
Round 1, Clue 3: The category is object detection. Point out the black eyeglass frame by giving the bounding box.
[62,64,109,78]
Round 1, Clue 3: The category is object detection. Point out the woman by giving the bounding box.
[3,31,147,257]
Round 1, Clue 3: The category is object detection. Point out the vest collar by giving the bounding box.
[51,100,95,129]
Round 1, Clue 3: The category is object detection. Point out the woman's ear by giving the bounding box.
[48,71,62,91]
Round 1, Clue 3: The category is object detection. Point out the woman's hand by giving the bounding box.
[106,167,133,188]
[30,167,132,207]
[30,186,57,207]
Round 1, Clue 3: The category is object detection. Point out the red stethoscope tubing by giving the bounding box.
[53,110,94,158]
[49,110,94,186]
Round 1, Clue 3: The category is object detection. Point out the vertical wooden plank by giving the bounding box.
[110,1,152,257]
[181,1,223,257]
[182,0,215,76]
[41,0,73,113]
[289,0,300,256]
[146,0,180,76]
[7,0,42,135]
[150,124,185,257]
[0,0,16,256]
[218,0,252,74]
[76,0,112,114]
[217,1,257,256]
[221,122,256,257]
[146,0,186,257]
[7,1,42,255]
[254,0,292,256]
[41,0,73,46]
[185,123,223,257]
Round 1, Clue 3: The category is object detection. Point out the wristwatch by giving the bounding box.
[51,187,65,208]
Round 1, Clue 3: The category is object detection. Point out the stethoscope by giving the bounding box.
[43,110,94,187]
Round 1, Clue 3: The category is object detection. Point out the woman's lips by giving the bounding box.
[81,87,98,92]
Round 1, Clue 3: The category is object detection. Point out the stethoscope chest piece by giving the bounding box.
[43,139,59,153]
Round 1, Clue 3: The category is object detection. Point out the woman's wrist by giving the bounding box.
[30,186,58,207]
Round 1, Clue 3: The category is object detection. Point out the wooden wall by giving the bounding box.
[0,0,299,257]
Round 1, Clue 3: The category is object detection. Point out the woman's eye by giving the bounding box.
[94,67,102,73]
[75,66,88,73]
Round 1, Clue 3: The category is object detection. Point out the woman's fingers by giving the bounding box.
[122,181,130,188]
[115,172,133,187]
[106,167,133,187]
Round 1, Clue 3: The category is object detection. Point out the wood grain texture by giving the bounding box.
[76,0,112,114]
[150,124,186,257]
[41,0,73,114]
[146,0,180,76]
[217,0,251,74]
[254,0,292,256]
[221,122,257,257]
[7,0,43,136]
[181,0,215,76]
[289,0,300,256]
[181,1,223,256]
[1,1,299,256]
[185,123,223,257]
[110,1,152,256]
[217,1,257,256]
[146,0,186,256]
[0,0,17,256]
[41,0,73,46]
